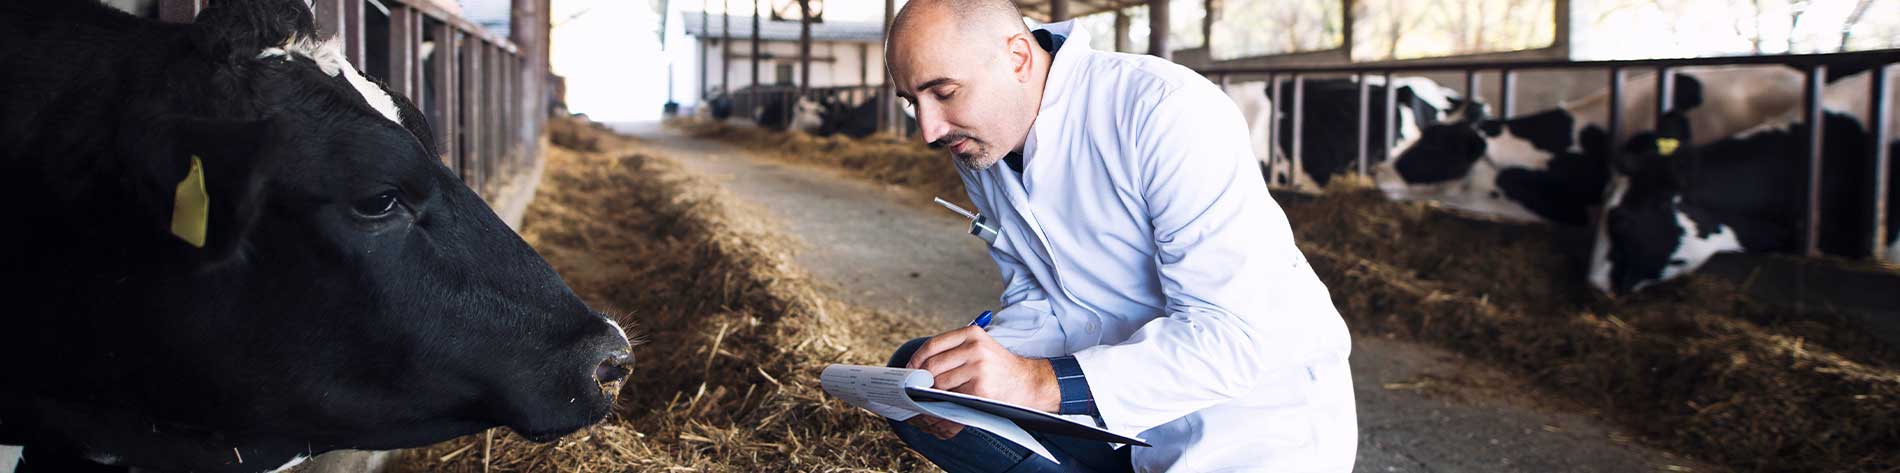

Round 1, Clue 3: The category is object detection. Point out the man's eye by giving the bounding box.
[935,91,955,101]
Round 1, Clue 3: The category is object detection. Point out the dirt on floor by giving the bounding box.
[391,118,930,472]
[677,119,1900,472]
[674,120,971,210]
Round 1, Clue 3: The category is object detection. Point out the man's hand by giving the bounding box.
[903,325,1061,439]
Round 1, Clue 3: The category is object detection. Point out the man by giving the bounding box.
[881,0,1356,471]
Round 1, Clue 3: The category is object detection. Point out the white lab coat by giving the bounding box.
[956,22,1357,472]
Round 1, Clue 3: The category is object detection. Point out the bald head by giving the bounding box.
[885,0,1050,170]
[890,0,1030,44]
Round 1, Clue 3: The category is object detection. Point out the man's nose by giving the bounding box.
[917,106,950,144]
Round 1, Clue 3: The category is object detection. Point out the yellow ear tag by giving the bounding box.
[170,155,209,248]
[1655,137,1681,157]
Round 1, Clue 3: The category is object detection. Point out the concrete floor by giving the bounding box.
[615,121,1718,473]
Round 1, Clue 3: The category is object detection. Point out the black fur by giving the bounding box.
[1,1,627,471]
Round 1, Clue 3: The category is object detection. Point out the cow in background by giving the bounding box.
[1590,70,1900,295]
[0,0,633,471]
[1375,66,1806,225]
[1222,77,1468,189]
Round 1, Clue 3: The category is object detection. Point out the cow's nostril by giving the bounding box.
[595,351,634,383]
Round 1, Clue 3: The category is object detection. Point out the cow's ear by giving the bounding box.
[190,0,319,62]
[143,117,280,263]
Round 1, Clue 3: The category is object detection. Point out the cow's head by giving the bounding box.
[1588,112,1741,295]
[1374,105,1588,222]
[9,1,634,470]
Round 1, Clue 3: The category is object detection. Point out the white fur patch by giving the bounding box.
[604,317,630,345]
[1485,128,1551,170]
[1,445,22,473]
[1646,205,1743,291]
[260,36,403,125]
[791,97,825,134]
[265,454,309,473]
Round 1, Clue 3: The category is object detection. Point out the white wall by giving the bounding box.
[696,38,886,94]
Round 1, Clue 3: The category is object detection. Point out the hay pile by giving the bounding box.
[1285,185,1900,473]
[672,119,969,208]
[393,118,930,472]
[688,124,1900,472]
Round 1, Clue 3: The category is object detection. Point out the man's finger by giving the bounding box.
[905,326,984,370]
[932,363,983,394]
[917,343,980,376]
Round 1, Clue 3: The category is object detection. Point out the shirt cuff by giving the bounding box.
[1048,356,1098,417]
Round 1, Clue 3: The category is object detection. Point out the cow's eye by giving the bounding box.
[352,191,402,217]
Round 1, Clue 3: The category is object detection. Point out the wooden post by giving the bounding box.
[721,0,731,94]
[1113,9,1129,53]
[344,0,364,64]
[1870,65,1892,260]
[1201,0,1214,48]
[1147,0,1169,59]
[433,25,460,173]
[388,5,415,99]
[881,0,895,134]
[699,0,709,99]
[1803,65,1828,257]
[799,0,812,95]
[752,0,761,91]
[510,0,550,167]
[1050,0,1070,22]
[463,34,483,192]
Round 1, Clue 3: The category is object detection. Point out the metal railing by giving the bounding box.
[1199,50,1900,261]
[722,84,887,130]
[156,0,545,199]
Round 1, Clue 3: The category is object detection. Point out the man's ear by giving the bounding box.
[1008,32,1037,83]
[137,116,280,263]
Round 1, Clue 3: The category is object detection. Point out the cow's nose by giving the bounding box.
[595,351,634,384]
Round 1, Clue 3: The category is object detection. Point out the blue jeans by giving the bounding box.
[886,338,1133,473]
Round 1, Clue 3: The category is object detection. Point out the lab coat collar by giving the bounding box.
[1022,20,1091,175]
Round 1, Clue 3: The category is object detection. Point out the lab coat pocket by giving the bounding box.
[988,305,1067,359]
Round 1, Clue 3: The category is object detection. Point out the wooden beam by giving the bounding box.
[799,0,812,95]
[752,0,761,91]
[388,5,416,99]
[1146,0,1168,59]
[1112,9,1128,52]
[345,0,365,64]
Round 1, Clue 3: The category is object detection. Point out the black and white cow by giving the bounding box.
[1223,76,1467,188]
[811,93,887,139]
[1589,70,1900,295]
[1375,67,1806,225]
[0,1,634,471]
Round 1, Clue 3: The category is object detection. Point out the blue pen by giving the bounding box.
[968,310,994,329]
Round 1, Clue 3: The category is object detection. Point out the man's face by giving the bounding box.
[888,17,1034,170]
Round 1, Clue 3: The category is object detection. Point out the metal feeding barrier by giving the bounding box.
[1199,50,1899,261]
[156,0,548,199]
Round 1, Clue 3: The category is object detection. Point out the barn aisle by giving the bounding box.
[615,121,1715,473]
